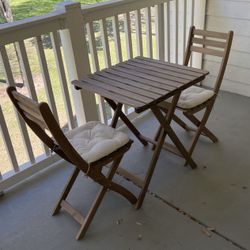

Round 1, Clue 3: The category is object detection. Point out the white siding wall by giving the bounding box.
[204,0,250,97]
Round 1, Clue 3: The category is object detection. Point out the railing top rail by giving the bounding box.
[0,10,66,46]
[0,0,171,45]
[81,0,169,22]
[0,10,65,34]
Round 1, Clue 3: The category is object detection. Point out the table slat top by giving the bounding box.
[72,56,209,113]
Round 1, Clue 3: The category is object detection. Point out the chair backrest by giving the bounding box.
[184,26,234,94]
[7,86,89,172]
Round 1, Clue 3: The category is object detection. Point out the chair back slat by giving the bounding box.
[192,37,226,49]
[193,29,229,39]
[18,102,44,123]
[190,46,224,57]
[184,26,234,94]
[24,110,48,129]
[12,91,49,130]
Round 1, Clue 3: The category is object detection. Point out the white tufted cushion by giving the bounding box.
[65,121,129,163]
[167,86,215,109]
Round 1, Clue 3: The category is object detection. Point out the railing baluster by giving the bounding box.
[112,15,128,115]
[191,0,195,29]
[166,1,171,62]
[0,105,19,172]
[98,97,108,124]
[144,7,153,58]
[100,18,111,68]
[86,21,108,124]
[17,40,50,156]
[35,35,59,122]
[190,0,195,66]
[51,31,75,130]
[163,2,170,62]
[87,22,108,124]
[99,19,112,122]
[183,0,187,63]
[112,15,122,63]
[124,12,133,59]
[0,45,35,164]
[135,9,143,57]
[0,47,15,88]
[155,4,165,60]
[175,0,179,64]
[16,41,38,101]
[86,22,100,72]
[117,13,132,114]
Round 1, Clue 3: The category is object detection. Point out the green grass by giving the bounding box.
[10,0,104,21]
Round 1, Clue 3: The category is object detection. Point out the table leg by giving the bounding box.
[105,98,148,146]
[111,103,123,128]
[136,93,180,209]
[151,107,197,169]
[136,127,167,209]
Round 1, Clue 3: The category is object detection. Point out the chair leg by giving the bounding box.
[52,167,80,216]
[106,98,148,146]
[152,108,169,151]
[76,185,107,240]
[152,125,163,150]
[108,181,137,204]
[153,113,190,151]
[184,112,218,143]
[76,156,123,240]
[184,104,214,166]
[110,103,123,128]
[172,114,190,131]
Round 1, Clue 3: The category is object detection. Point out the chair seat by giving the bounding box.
[66,121,129,163]
[176,86,215,109]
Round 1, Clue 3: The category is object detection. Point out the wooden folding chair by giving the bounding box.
[154,26,234,165]
[7,86,137,240]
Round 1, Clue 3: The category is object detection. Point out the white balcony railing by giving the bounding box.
[0,0,206,192]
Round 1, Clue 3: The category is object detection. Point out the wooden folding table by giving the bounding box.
[72,56,209,209]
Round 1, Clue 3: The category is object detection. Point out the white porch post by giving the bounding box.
[192,0,207,69]
[55,2,98,125]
